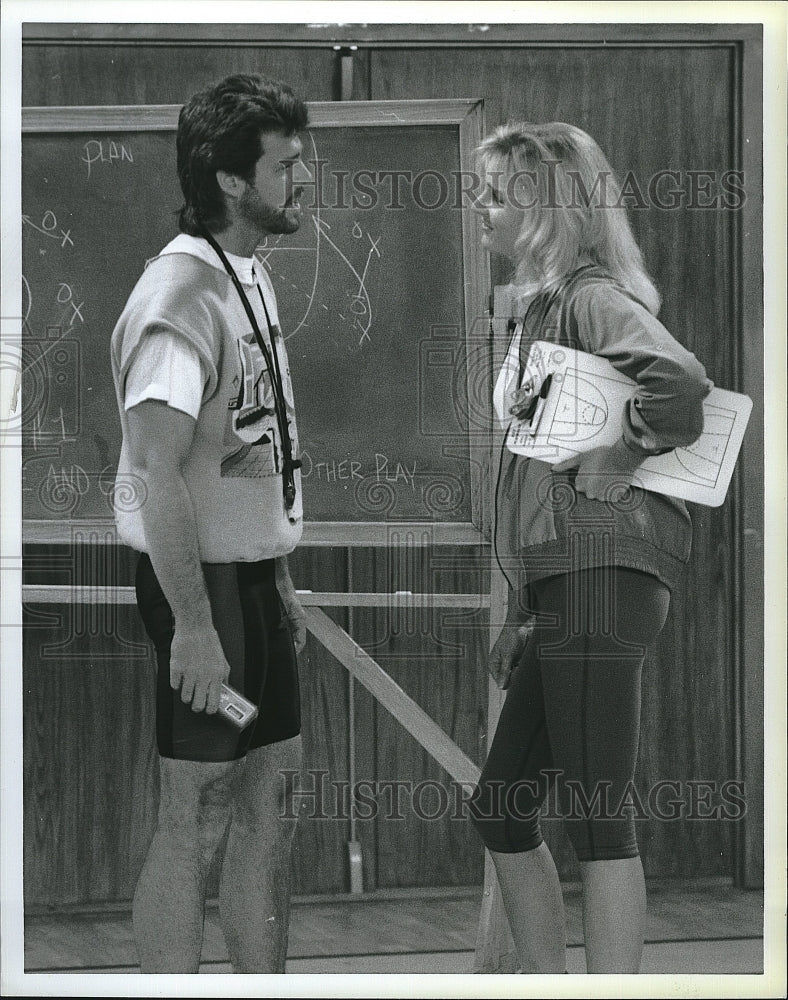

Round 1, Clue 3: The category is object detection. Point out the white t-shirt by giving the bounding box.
[112,232,302,560]
[124,235,267,420]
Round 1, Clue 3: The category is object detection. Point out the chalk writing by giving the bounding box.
[22,274,32,324]
[300,451,416,491]
[52,407,67,441]
[46,463,90,497]
[56,283,84,325]
[375,453,417,490]
[313,217,379,347]
[81,139,134,179]
[31,411,41,450]
[22,211,73,248]
[260,132,381,349]
[300,452,363,483]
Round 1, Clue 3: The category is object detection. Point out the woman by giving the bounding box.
[469,123,712,974]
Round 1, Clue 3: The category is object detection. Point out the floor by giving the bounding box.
[21,879,764,976]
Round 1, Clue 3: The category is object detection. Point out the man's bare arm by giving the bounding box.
[126,399,229,714]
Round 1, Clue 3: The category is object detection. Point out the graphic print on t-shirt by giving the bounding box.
[221,331,296,479]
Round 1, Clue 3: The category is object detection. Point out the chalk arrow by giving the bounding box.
[22,215,59,240]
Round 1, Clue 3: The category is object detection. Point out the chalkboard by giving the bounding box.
[20,101,488,538]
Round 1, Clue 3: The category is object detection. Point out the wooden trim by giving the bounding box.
[729,38,746,889]
[23,585,139,605]
[25,883,485,918]
[304,607,481,786]
[301,521,486,546]
[21,23,764,46]
[21,99,485,133]
[21,520,486,546]
[22,105,181,132]
[22,522,119,544]
[738,28,765,891]
[21,585,491,608]
[457,100,491,532]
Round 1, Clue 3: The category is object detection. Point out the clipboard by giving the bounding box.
[506,341,753,507]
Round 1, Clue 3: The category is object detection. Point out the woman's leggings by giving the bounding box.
[470,566,670,862]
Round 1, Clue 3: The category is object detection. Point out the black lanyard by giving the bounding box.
[200,227,300,513]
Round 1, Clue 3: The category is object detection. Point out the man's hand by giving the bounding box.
[553,438,644,501]
[275,557,307,655]
[488,622,533,690]
[280,590,307,655]
[170,624,231,714]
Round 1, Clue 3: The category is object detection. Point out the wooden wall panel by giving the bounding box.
[22,45,336,106]
[370,45,738,354]
[286,547,352,896]
[22,547,354,907]
[349,545,489,888]
[287,622,353,896]
[23,606,157,906]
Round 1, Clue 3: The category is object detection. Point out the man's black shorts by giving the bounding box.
[135,553,301,762]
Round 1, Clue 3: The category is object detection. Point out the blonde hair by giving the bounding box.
[478,122,661,315]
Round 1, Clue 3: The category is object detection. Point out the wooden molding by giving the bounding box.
[22,98,484,133]
[21,22,764,47]
[21,585,491,608]
[21,519,486,547]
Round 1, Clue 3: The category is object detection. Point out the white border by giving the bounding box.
[2,2,786,998]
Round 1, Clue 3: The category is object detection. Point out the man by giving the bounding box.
[110,74,313,973]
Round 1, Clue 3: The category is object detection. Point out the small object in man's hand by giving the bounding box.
[218,683,259,730]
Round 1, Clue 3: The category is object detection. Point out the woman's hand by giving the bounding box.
[508,378,538,421]
[488,622,533,690]
[553,438,644,501]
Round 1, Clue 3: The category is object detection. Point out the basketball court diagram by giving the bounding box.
[506,342,752,506]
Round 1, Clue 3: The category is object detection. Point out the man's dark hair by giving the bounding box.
[176,74,309,234]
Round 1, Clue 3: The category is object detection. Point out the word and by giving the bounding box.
[45,463,90,498]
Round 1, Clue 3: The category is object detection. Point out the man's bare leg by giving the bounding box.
[132,756,240,973]
[218,735,302,972]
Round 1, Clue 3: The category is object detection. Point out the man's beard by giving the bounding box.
[238,188,300,235]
